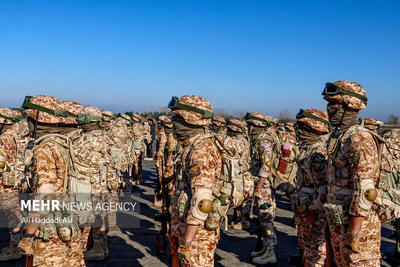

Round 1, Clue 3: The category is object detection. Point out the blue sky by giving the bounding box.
[1,0,399,120]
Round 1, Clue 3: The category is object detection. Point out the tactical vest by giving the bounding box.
[172,133,251,230]
[24,131,83,243]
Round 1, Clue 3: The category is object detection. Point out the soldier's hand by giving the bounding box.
[178,243,192,267]
[17,237,34,256]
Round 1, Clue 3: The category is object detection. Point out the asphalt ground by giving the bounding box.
[0,159,397,266]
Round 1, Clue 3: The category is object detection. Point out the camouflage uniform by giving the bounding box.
[169,95,222,267]
[226,119,252,230]
[323,81,380,267]
[246,112,279,264]
[115,114,134,192]
[131,114,145,185]
[73,105,113,261]
[18,95,85,267]
[294,109,330,266]
[155,116,168,184]
[0,109,28,261]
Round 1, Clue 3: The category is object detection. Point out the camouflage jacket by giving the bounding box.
[327,125,379,217]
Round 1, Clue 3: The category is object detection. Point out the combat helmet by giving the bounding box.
[102,110,116,122]
[168,95,213,126]
[360,118,383,131]
[212,116,226,127]
[245,112,276,127]
[227,118,246,133]
[160,116,173,128]
[23,95,67,124]
[85,106,103,122]
[131,113,143,123]
[296,108,330,134]
[118,113,132,125]
[63,101,86,124]
[322,80,367,110]
[0,108,20,125]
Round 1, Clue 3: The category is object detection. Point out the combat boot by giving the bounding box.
[84,239,105,261]
[0,233,22,261]
[250,247,266,258]
[103,238,109,258]
[252,246,277,265]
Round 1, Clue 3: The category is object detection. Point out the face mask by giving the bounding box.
[172,117,204,142]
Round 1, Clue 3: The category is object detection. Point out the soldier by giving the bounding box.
[17,95,85,266]
[168,95,222,267]
[0,108,28,261]
[117,113,134,192]
[226,118,252,231]
[293,108,331,266]
[143,118,153,159]
[210,116,227,134]
[154,116,169,207]
[245,112,279,264]
[322,81,381,266]
[131,113,146,185]
[72,105,113,261]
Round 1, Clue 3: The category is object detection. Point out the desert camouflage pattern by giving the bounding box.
[155,126,167,182]
[164,131,179,181]
[323,80,367,110]
[326,125,381,266]
[297,108,330,134]
[101,110,115,122]
[84,106,103,122]
[245,112,276,127]
[172,95,213,126]
[294,134,329,265]
[31,136,85,266]
[25,95,66,124]
[227,118,246,133]
[171,134,222,267]
[0,118,30,192]
[250,127,280,247]
[0,108,15,124]
[63,100,85,124]
[360,118,382,131]
[131,113,143,123]
[0,119,29,233]
[212,116,225,127]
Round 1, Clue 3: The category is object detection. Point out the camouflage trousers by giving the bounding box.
[293,208,305,251]
[297,210,330,265]
[329,212,381,267]
[171,207,220,267]
[33,235,85,267]
[256,179,277,247]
